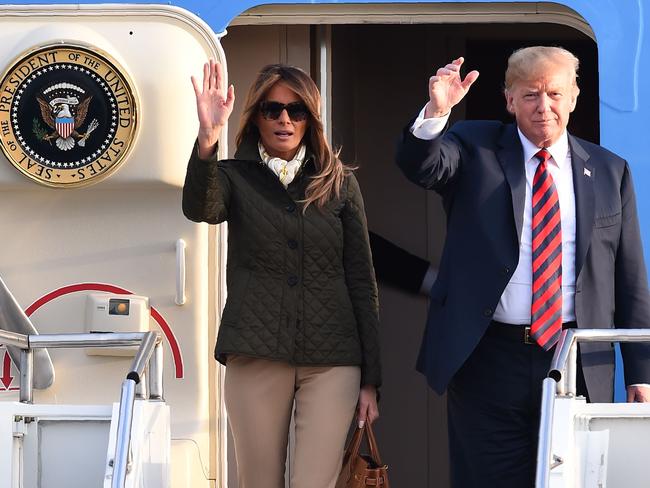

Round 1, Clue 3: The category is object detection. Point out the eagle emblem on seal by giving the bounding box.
[0,43,138,187]
[35,82,99,151]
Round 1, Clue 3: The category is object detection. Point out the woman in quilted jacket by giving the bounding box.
[182,60,381,488]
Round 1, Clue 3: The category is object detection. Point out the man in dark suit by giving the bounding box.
[368,230,436,296]
[395,46,650,487]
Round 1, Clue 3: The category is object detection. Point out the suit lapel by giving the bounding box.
[497,125,526,243]
[569,135,595,280]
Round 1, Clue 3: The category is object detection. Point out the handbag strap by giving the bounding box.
[365,423,384,466]
[344,425,366,461]
[344,423,385,466]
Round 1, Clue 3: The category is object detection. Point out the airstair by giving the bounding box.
[0,277,170,488]
[536,329,650,488]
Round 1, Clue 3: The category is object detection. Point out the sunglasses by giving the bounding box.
[259,101,309,122]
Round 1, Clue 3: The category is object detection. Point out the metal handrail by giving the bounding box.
[0,328,164,488]
[111,331,162,488]
[112,378,137,487]
[536,328,650,488]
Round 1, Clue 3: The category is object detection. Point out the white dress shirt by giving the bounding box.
[411,107,577,324]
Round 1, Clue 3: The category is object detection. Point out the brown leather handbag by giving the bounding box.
[336,423,389,488]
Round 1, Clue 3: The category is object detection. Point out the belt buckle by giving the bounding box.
[524,326,534,345]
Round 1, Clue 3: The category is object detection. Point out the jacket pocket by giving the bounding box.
[594,212,621,228]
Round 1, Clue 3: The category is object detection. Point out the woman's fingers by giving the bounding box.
[358,408,367,428]
[357,386,379,428]
[225,84,235,109]
[365,399,379,424]
[357,395,368,428]
[190,75,201,98]
[202,61,210,94]
[214,60,224,92]
[194,60,227,97]
[358,400,379,427]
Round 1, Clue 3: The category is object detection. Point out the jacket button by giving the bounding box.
[285,203,296,213]
[483,308,493,317]
[288,239,298,250]
[287,275,298,286]
[502,267,510,275]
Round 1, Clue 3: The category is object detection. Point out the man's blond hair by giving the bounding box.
[504,46,579,91]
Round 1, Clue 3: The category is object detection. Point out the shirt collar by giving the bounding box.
[517,128,569,168]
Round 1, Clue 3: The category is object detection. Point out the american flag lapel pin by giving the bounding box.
[584,167,592,177]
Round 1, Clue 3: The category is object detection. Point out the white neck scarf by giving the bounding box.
[258,142,307,188]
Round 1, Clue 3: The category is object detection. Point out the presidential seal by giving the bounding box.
[0,43,137,187]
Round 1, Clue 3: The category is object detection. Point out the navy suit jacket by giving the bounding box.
[396,120,650,402]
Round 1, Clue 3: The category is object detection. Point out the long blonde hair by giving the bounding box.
[236,64,352,211]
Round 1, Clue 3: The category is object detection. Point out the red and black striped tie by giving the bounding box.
[530,149,562,350]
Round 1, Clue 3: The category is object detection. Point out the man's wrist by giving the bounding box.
[411,104,450,140]
[424,101,450,119]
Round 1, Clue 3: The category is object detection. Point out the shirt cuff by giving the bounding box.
[410,104,450,140]
[629,383,650,388]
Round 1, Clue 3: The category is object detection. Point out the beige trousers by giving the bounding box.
[224,356,361,488]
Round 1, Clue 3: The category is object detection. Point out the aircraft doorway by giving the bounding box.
[223,16,597,488]
[331,22,596,487]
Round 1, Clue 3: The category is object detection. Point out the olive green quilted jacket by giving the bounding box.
[182,138,381,386]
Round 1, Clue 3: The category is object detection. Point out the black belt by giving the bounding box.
[488,320,577,344]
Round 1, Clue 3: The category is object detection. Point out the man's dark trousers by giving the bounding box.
[447,324,588,488]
